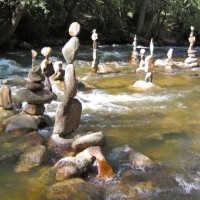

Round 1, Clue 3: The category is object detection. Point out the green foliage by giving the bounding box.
[2,0,200,45]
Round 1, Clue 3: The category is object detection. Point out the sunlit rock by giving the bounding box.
[91,29,99,74]
[136,48,145,72]
[62,37,80,65]
[31,49,41,73]
[69,22,81,37]
[129,35,139,65]
[164,48,174,72]
[72,131,105,152]
[131,80,155,90]
[0,84,13,110]
[64,64,77,98]
[52,148,94,181]
[98,62,120,74]
[126,147,161,171]
[184,26,198,67]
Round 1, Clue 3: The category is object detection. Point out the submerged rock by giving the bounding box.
[131,80,155,90]
[15,144,46,172]
[43,178,104,200]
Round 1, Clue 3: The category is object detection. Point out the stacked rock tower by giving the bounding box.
[19,50,56,115]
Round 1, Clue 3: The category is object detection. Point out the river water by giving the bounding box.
[1,44,200,199]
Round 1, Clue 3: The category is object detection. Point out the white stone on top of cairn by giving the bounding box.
[69,22,81,37]
[41,47,53,58]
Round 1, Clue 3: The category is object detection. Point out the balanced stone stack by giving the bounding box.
[91,29,99,74]
[129,35,139,64]
[53,22,82,137]
[184,26,198,67]
[18,50,56,115]
[40,47,55,91]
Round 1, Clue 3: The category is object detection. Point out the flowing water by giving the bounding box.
[1,44,200,199]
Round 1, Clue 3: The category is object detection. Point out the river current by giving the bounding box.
[1,44,200,199]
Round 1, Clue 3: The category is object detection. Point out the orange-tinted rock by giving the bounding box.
[24,104,45,115]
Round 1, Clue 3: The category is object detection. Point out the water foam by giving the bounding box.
[175,174,200,193]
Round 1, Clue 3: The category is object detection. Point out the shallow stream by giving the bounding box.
[1,44,200,199]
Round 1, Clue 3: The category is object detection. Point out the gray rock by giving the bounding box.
[62,37,79,64]
[26,82,44,91]
[5,115,39,136]
[52,148,94,181]
[18,88,57,104]
[28,71,44,82]
[72,132,105,152]
[128,148,161,171]
[64,64,77,98]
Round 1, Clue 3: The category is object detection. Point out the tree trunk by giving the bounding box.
[0,2,26,46]
[136,0,149,33]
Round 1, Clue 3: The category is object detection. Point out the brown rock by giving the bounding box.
[18,88,57,104]
[64,64,77,98]
[28,71,45,82]
[26,82,44,91]
[24,104,45,115]
[0,85,12,107]
[128,149,161,171]
[53,98,82,137]
[5,114,38,137]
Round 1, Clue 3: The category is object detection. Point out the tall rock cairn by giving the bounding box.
[91,29,99,74]
[184,26,198,67]
[18,50,56,115]
[53,22,82,137]
[144,39,154,83]
[129,35,139,64]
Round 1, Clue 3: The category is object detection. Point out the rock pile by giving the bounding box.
[19,50,56,115]
[53,22,82,137]
[184,26,198,67]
